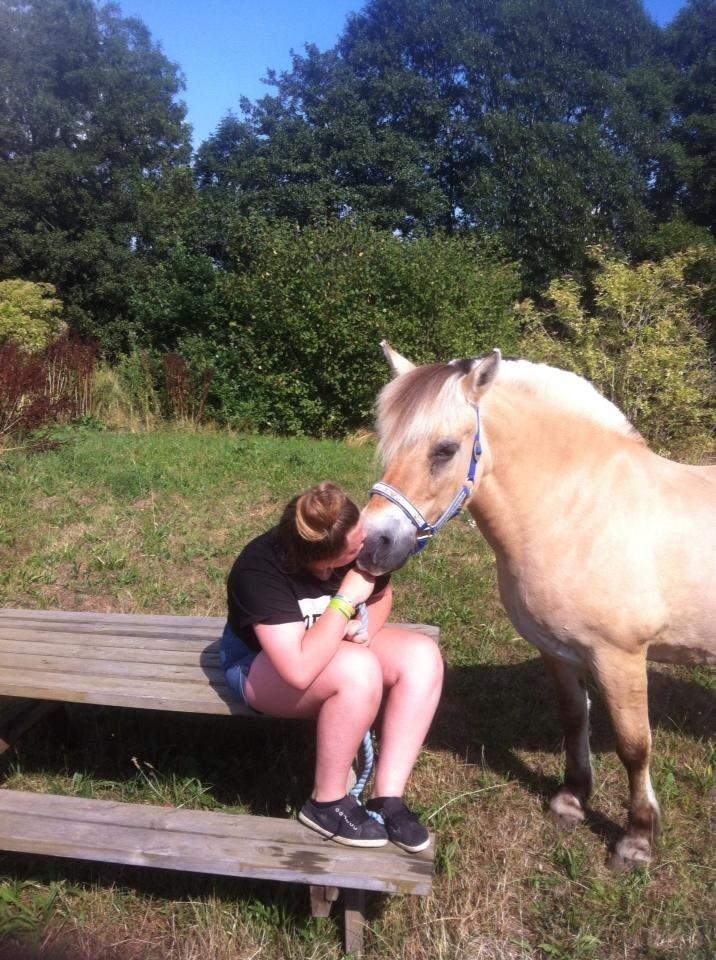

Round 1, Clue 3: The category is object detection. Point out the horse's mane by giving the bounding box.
[377,357,639,462]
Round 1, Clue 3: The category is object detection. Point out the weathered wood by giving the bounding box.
[0,791,434,895]
[0,699,61,755]
[0,624,218,644]
[0,607,437,943]
[0,637,220,666]
[0,609,438,716]
[0,674,252,715]
[0,609,224,629]
[0,652,225,683]
[0,609,438,641]
[343,888,367,957]
[309,884,340,918]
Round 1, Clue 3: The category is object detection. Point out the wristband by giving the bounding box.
[333,593,357,617]
[329,596,355,620]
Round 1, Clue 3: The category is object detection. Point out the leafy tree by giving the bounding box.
[197,0,669,282]
[0,279,65,351]
[659,0,716,228]
[0,0,191,350]
[129,167,225,348]
[518,246,715,461]
[183,219,520,435]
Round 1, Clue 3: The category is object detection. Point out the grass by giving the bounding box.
[0,425,713,960]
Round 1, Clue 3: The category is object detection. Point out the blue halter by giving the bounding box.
[370,407,483,555]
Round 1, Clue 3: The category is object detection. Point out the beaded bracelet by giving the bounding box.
[328,595,356,620]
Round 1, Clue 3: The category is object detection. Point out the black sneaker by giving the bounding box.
[366,797,430,853]
[299,794,388,847]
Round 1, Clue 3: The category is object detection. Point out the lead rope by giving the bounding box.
[349,602,384,824]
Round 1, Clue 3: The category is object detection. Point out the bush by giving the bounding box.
[163,352,213,423]
[0,334,97,444]
[0,279,65,352]
[188,220,521,435]
[113,348,163,430]
[517,246,715,461]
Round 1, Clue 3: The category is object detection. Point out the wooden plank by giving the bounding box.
[0,628,219,652]
[343,888,367,957]
[0,791,434,895]
[0,621,219,642]
[0,637,220,666]
[0,669,252,716]
[0,652,225,683]
[309,884,339,918]
[0,609,224,629]
[0,610,438,644]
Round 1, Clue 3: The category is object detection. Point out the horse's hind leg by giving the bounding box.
[592,650,660,868]
[541,653,593,828]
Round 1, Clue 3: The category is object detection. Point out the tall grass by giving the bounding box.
[0,428,713,959]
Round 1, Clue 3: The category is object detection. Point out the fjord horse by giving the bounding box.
[358,344,715,868]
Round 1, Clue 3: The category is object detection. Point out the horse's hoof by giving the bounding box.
[608,835,653,872]
[549,792,586,831]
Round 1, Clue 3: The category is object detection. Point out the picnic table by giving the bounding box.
[0,608,437,956]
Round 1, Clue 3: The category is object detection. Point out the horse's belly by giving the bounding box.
[498,576,589,666]
[524,628,588,667]
[647,641,715,666]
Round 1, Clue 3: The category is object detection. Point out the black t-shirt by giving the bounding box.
[226,528,391,652]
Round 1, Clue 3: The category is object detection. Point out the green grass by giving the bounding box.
[0,426,713,960]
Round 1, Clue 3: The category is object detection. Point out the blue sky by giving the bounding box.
[117,0,688,150]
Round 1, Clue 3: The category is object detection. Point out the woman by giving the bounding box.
[221,481,444,852]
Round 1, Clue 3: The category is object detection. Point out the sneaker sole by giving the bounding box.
[298,811,388,847]
[390,836,431,853]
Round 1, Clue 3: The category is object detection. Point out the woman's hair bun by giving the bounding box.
[295,481,345,542]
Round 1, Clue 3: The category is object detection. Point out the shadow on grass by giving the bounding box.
[426,657,714,848]
[0,849,323,960]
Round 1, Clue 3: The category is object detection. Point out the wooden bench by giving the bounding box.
[0,608,437,956]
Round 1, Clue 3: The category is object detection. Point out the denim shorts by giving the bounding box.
[219,621,261,713]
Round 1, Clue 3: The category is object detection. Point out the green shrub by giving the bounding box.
[0,279,65,352]
[113,348,163,430]
[517,246,715,461]
[187,220,520,435]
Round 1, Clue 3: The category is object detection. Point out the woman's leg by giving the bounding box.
[244,643,384,801]
[368,627,444,798]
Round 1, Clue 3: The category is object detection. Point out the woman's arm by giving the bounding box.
[254,567,377,690]
[364,583,393,638]
[255,607,351,690]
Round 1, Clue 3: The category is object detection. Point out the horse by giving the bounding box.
[357,343,715,868]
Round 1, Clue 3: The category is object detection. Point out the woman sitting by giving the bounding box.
[221,481,444,851]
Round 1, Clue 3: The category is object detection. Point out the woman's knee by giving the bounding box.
[329,644,384,702]
[401,632,444,688]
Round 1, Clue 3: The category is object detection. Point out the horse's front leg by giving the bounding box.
[541,653,593,828]
[591,649,660,868]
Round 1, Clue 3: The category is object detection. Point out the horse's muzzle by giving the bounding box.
[356,522,416,575]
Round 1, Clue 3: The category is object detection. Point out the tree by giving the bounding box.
[0,279,65,351]
[518,246,715,461]
[658,0,716,228]
[0,0,191,350]
[196,0,670,283]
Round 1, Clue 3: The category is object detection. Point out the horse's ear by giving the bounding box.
[381,340,415,377]
[462,349,501,403]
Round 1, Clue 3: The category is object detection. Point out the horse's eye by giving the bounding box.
[431,440,460,462]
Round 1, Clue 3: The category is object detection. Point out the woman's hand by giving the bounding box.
[344,618,370,645]
[339,567,376,605]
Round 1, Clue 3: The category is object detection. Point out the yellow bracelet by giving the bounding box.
[328,596,355,620]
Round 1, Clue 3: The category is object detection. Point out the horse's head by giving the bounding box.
[358,342,501,575]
